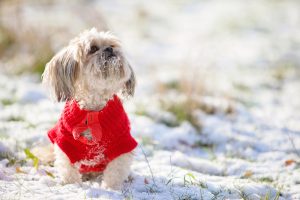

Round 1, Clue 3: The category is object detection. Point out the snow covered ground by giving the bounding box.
[1,0,300,199]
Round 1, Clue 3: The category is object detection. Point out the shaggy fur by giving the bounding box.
[42,28,136,189]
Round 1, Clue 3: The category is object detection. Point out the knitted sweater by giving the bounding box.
[48,95,138,173]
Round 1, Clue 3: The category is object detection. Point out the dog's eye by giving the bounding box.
[89,45,99,54]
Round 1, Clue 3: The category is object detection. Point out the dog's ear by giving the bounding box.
[42,46,79,102]
[122,63,136,97]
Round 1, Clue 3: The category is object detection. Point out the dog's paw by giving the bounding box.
[101,181,122,190]
[60,174,82,185]
[60,179,82,185]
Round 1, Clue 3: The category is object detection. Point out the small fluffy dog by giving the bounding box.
[42,28,137,189]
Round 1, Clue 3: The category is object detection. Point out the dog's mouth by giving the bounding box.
[106,53,116,59]
[104,54,117,63]
[97,56,124,80]
[103,55,118,67]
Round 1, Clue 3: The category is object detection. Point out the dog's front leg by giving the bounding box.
[102,152,133,190]
[54,144,82,184]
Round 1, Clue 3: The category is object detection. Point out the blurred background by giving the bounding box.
[1,0,300,199]
[1,0,300,131]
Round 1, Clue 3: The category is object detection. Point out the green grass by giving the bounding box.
[260,190,281,200]
[7,116,25,122]
[1,151,27,167]
[156,78,235,132]
[183,172,208,189]
[233,83,251,92]
[192,141,214,149]
[1,98,16,106]
[161,100,202,132]
[24,148,39,169]
[271,63,299,81]
[258,177,274,183]
[135,104,184,128]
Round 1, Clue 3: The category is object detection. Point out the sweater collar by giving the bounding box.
[62,95,119,131]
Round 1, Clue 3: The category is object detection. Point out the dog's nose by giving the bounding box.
[104,47,114,59]
[104,47,113,54]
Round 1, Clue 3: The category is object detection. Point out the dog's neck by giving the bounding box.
[76,93,110,111]
[74,78,121,111]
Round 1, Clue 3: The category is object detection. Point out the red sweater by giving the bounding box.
[48,95,138,173]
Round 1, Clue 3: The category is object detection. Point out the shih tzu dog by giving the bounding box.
[42,28,137,190]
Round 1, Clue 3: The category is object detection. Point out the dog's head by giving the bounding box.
[42,28,135,102]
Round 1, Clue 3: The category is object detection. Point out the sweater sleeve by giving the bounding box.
[98,95,138,161]
[105,133,138,161]
[48,123,59,144]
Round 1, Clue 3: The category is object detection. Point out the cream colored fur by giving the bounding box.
[54,144,82,184]
[42,28,136,190]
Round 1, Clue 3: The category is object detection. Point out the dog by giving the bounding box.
[42,28,137,190]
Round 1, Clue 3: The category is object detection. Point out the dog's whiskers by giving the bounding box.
[96,56,123,80]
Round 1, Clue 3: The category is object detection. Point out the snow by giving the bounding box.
[1,0,300,199]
